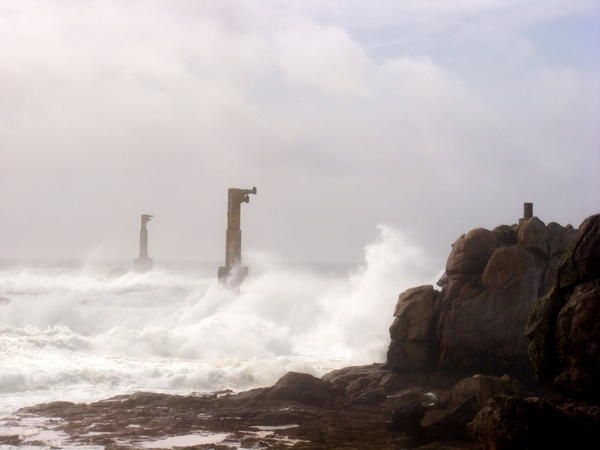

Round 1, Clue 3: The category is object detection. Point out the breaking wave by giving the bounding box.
[0,226,436,414]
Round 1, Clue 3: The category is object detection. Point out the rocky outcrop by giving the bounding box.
[466,214,600,450]
[260,371,339,407]
[526,213,600,400]
[387,374,521,444]
[387,216,576,376]
[12,373,421,450]
[322,363,424,405]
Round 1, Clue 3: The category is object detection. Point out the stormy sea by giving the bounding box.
[0,227,436,418]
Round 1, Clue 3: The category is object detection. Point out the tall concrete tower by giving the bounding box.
[133,214,153,272]
[218,187,256,284]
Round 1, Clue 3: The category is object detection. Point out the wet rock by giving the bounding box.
[17,385,411,450]
[446,228,497,276]
[527,214,600,400]
[553,279,600,396]
[447,375,521,409]
[386,387,449,441]
[387,286,439,371]
[387,374,521,443]
[415,441,478,449]
[322,363,386,386]
[467,395,598,450]
[323,364,423,405]
[420,375,521,440]
[468,396,561,450]
[262,372,338,407]
[0,436,20,446]
[387,397,425,436]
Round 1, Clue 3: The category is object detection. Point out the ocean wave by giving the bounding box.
[0,226,438,414]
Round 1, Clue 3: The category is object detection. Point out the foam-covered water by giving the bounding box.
[0,226,436,416]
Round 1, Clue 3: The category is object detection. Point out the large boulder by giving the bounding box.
[387,286,439,371]
[446,228,497,276]
[262,372,338,407]
[527,214,600,400]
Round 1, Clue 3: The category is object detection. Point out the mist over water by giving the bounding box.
[0,226,437,415]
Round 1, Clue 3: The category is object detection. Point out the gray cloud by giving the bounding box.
[0,0,598,263]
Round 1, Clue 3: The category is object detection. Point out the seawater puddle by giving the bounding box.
[1,413,304,449]
[0,414,104,450]
[249,424,299,431]
[137,432,230,448]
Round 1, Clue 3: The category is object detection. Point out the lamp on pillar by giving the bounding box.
[133,214,153,272]
[218,187,257,285]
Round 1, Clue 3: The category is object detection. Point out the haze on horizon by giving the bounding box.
[1,0,599,264]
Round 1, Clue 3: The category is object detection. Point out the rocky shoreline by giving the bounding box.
[3,214,598,449]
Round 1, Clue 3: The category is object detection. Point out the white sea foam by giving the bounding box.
[0,226,436,416]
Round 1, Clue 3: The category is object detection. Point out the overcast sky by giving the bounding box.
[1,0,599,263]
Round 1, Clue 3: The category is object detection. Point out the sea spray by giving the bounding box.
[0,226,437,415]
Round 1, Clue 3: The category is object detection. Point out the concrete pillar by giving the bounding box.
[219,187,256,284]
[134,214,153,272]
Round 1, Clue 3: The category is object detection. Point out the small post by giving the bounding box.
[218,187,257,285]
[133,214,153,272]
[523,202,533,220]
